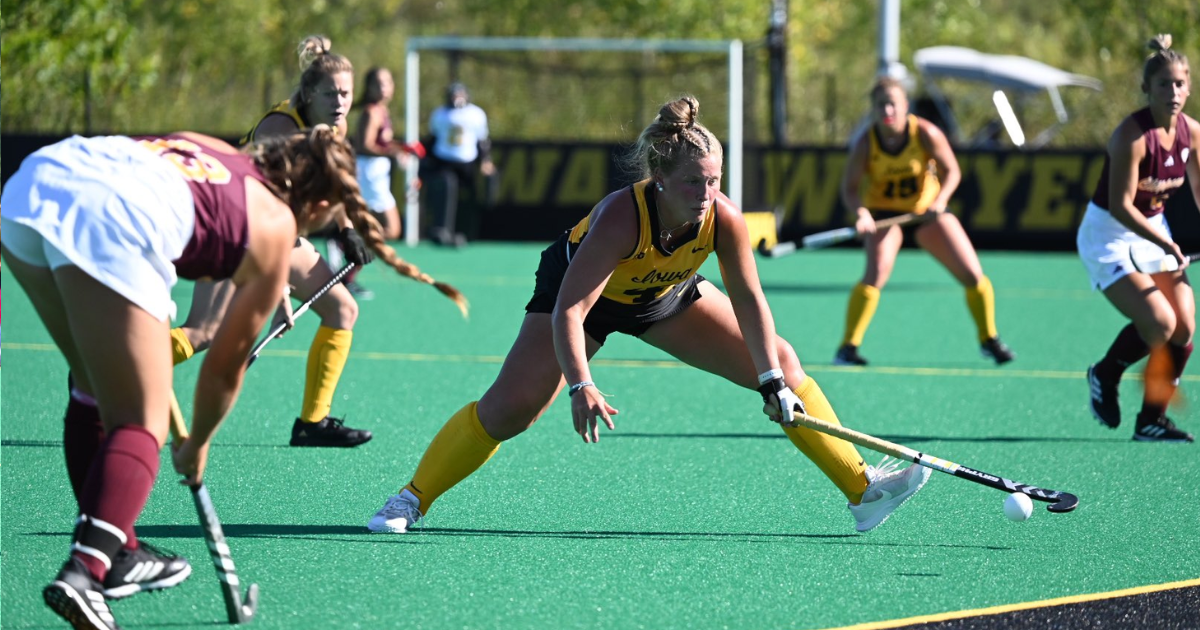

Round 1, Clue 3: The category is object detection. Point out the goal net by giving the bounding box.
[401,36,744,245]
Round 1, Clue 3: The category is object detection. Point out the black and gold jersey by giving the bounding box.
[862,114,939,213]
[239,100,308,146]
[568,180,717,307]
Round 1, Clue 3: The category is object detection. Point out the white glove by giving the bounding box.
[757,369,805,427]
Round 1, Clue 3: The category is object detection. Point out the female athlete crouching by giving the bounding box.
[368,96,931,535]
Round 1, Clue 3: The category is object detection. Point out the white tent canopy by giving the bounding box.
[912,46,1102,149]
[914,46,1102,92]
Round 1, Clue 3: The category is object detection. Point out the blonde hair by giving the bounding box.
[870,76,907,100]
[1143,34,1190,88]
[293,35,354,111]
[624,96,722,179]
[250,126,468,316]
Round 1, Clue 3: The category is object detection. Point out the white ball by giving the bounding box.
[1004,492,1034,521]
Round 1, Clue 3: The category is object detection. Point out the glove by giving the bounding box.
[402,141,426,159]
[757,369,805,427]
[335,227,374,266]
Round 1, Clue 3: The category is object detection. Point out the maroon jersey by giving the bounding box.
[361,102,394,152]
[134,134,265,280]
[1092,108,1192,218]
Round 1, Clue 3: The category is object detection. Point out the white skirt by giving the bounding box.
[356,155,396,212]
[0,135,195,321]
[1076,201,1173,291]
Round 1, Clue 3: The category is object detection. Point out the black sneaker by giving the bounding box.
[1087,363,1121,429]
[833,344,869,366]
[102,542,192,599]
[290,416,372,447]
[981,337,1015,364]
[44,557,121,629]
[344,281,375,301]
[1133,414,1194,443]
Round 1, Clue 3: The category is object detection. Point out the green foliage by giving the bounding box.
[2,0,1197,146]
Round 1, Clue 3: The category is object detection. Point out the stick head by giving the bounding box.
[236,583,260,623]
[1044,492,1079,513]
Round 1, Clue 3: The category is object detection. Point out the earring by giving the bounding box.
[656,183,664,191]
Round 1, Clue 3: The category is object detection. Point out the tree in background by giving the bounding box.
[2,0,1196,146]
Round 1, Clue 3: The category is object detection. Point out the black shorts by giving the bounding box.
[525,234,704,344]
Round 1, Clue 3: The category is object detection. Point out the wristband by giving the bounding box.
[568,381,595,397]
[757,369,784,386]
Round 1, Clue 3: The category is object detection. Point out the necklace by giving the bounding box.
[660,221,691,242]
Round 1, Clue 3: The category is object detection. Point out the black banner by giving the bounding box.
[4,135,1195,251]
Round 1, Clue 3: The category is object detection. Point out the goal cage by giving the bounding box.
[401,36,744,246]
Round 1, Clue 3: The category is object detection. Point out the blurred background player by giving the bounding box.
[352,66,425,242]
[835,76,1015,367]
[1,126,359,629]
[174,36,467,449]
[423,82,495,247]
[368,96,930,537]
[1078,34,1197,443]
[176,35,371,448]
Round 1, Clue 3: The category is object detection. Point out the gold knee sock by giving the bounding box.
[300,326,353,423]
[842,283,881,347]
[170,328,195,366]
[964,275,998,342]
[783,377,869,503]
[404,401,501,512]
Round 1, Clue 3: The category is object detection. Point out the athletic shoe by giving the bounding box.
[1087,363,1121,429]
[289,416,372,447]
[367,489,423,533]
[1132,413,1194,443]
[848,457,932,532]
[833,344,869,366]
[980,337,1016,364]
[43,557,121,630]
[344,280,375,301]
[102,542,192,599]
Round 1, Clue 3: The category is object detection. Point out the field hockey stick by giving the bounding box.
[246,262,356,367]
[763,212,939,258]
[1130,249,1200,274]
[168,392,259,624]
[787,411,1079,513]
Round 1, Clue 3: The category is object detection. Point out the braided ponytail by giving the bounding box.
[254,126,470,317]
[318,135,470,317]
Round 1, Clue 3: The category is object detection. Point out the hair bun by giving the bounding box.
[297,35,333,70]
[1148,34,1173,53]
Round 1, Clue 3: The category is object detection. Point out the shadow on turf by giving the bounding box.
[406,528,1011,550]
[31,524,430,546]
[29,525,1009,550]
[605,432,1124,444]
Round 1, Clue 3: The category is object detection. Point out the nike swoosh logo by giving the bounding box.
[691,247,705,253]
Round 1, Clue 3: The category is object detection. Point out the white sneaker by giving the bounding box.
[367,489,424,533]
[848,457,931,532]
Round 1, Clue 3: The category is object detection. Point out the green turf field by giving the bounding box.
[3,244,1198,629]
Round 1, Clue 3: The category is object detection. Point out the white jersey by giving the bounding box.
[429,103,489,163]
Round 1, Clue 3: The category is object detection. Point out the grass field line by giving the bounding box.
[7,342,1195,382]
[817,577,1200,630]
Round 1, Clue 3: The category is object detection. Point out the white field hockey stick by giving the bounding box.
[246,262,356,367]
[168,393,259,623]
[763,212,939,258]
[1130,247,1200,274]
[788,411,1079,513]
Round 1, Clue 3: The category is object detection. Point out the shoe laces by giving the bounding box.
[866,455,903,486]
[380,494,422,525]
